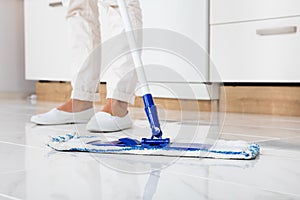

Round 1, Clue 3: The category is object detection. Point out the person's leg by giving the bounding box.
[58,0,101,113]
[60,0,142,116]
[31,0,142,126]
[85,0,142,131]
[30,0,100,125]
[98,0,142,116]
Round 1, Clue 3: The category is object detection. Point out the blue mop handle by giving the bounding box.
[143,94,163,139]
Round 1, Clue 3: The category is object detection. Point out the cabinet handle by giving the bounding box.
[256,26,297,36]
[49,1,63,7]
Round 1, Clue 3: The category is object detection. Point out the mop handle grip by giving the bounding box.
[143,94,162,138]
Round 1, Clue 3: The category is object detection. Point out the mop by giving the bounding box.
[48,0,260,160]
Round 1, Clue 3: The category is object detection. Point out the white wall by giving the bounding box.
[0,0,35,93]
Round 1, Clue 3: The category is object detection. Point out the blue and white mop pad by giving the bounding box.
[48,133,260,160]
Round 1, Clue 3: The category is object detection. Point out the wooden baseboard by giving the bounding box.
[36,82,72,102]
[35,82,212,111]
[35,82,300,116]
[220,86,300,116]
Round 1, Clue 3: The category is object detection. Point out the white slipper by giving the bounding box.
[31,108,94,125]
[86,111,132,132]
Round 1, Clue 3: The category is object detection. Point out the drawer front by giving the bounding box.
[210,16,300,82]
[210,0,300,24]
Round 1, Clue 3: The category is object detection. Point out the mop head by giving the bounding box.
[48,133,260,160]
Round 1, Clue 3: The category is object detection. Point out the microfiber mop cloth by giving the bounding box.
[48,133,260,160]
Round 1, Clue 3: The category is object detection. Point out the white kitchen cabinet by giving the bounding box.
[24,0,72,81]
[210,0,300,82]
[25,0,212,99]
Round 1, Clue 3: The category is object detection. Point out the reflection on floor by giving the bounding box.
[0,98,299,200]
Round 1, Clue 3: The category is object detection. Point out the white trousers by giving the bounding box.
[66,0,142,104]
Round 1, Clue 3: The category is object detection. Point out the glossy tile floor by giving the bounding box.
[0,97,300,200]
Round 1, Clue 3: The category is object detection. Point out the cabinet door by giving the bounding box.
[140,0,209,83]
[25,0,73,81]
[210,17,300,82]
